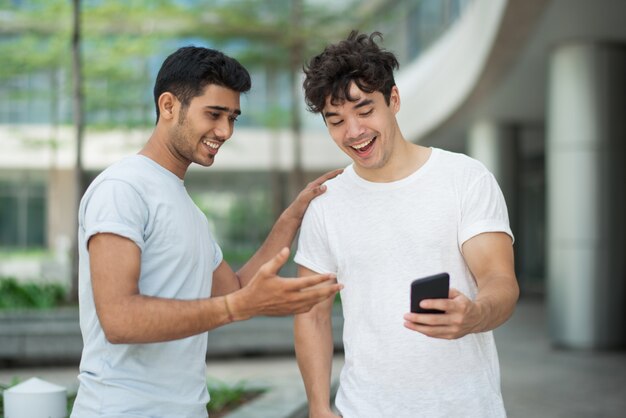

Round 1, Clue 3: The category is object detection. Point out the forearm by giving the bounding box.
[473,273,519,333]
[97,294,233,344]
[235,169,343,286]
[294,306,335,414]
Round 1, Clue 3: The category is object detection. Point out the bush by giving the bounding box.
[207,378,265,414]
[0,277,68,310]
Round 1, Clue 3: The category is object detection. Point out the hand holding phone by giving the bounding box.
[410,273,450,314]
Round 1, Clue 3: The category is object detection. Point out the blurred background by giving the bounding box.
[1,0,625,416]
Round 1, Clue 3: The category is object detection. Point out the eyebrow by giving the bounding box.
[205,105,241,116]
[323,98,374,119]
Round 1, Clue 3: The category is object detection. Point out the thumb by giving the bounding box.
[259,247,290,277]
[449,287,462,299]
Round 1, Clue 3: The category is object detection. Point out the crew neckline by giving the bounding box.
[134,154,185,187]
[345,147,438,191]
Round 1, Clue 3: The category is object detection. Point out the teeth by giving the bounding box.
[351,137,374,150]
[203,140,220,149]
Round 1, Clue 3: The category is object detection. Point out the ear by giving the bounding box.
[390,85,401,114]
[158,92,178,121]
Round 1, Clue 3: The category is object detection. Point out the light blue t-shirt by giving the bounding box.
[72,155,222,418]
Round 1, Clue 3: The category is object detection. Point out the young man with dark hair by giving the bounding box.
[294,31,519,418]
[72,46,342,417]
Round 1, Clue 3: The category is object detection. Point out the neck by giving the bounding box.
[354,142,431,183]
[140,126,189,180]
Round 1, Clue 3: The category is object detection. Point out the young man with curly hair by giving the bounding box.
[294,31,519,418]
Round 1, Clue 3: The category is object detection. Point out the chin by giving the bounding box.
[194,158,215,168]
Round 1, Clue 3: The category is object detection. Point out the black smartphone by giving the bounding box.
[410,272,450,314]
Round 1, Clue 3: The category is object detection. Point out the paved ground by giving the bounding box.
[495,298,626,418]
[1,298,625,417]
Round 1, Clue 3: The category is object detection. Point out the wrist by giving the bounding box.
[223,295,235,323]
[279,206,303,229]
[227,290,252,321]
[309,405,333,418]
[473,299,491,333]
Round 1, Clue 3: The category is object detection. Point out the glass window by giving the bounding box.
[0,176,47,249]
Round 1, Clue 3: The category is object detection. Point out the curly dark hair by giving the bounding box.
[303,31,399,114]
[153,46,251,123]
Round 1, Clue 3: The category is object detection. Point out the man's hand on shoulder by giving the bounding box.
[282,169,343,225]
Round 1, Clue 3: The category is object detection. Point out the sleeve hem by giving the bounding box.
[459,221,514,253]
[293,253,335,275]
[83,223,144,252]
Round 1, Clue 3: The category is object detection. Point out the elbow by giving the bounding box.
[101,322,131,344]
[103,329,129,345]
[512,275,521,304]
[295,303,333,328]
[511,276,520,304]
[98,312,134,344]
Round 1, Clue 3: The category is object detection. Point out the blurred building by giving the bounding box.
[389,0,626,349]
[1,0,624,349]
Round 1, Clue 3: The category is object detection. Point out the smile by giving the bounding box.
[202,139,221,150]
[350,136,376,152]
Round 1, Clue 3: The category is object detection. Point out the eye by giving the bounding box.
[329,120,344,127]
[229,115,239,123]
[208,112,221,120]
[360,109,373,117]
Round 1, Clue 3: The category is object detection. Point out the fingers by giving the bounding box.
[290,283,342,312]
[404,312,447,326]
[259,247,290,277]
[301,169,344,197]
[311,168,343,186]
[286,273,338,291]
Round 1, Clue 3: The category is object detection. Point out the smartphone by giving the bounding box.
[410,272,450,314]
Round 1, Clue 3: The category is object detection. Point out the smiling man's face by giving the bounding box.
[323,82,402,176]
[169,83,241,170]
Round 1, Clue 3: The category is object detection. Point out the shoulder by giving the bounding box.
[433,148,487,171]
[82,156,150,208]
[431,148,492,182]
[308,165,354,207]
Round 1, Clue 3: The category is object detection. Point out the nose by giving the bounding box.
[345,116,365,141]
[214,117,233,140]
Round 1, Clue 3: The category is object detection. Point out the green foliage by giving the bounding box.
[0,277,68,310]
[334,292,342,305]
[191,189,272,254]
[225,193,272,247]
[206,378,265,413]
[0,0,379,129]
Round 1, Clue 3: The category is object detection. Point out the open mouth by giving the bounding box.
[202,139,221,155]
[350,136,376,154]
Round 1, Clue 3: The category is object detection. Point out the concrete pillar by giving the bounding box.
[46,168,77,284]
[468,121,519,236]
[547,43,626,349]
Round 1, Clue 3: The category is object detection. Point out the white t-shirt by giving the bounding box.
[295,148,512,418]
[72,155,222,418]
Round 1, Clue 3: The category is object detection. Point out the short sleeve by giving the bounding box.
[458,172,513,249]
[81,179,148,252]
[294,201,337,274]
[212,242,223,271]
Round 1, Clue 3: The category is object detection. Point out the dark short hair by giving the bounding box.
[153,46,251,122]
[303,31,399,114]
